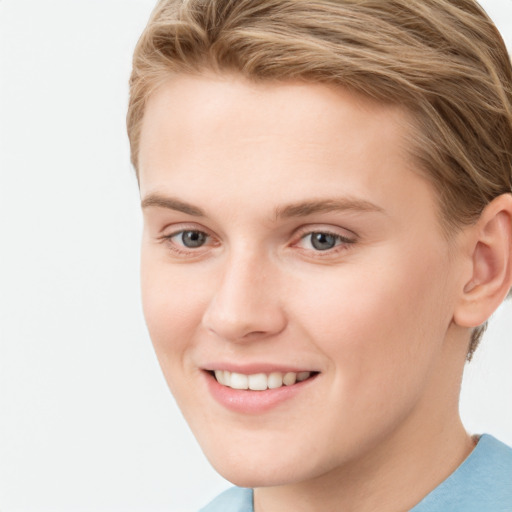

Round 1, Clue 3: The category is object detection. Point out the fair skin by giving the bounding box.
[137,73,512,512]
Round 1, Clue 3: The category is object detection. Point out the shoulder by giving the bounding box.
[199,487,253,512]
[411,435,512,512]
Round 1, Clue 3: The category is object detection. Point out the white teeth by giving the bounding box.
[248,373,267,391]
[230,372,248,390]
[297,371,310,382]
[214,370,225,385]
[213,370,313,390]
[267,372,283,389]
[283,372,297,386]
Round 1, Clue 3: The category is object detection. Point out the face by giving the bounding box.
[138,74,466,487]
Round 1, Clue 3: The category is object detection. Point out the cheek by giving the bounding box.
[140,252,207,359]
[140,258,215,407]
[275,256,453,462]
[288,248,453,391]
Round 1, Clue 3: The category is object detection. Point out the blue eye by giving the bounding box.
[297,230,355,253]
[309,232,338,251]
[178,230,208,248]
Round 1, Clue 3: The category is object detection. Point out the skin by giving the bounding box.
[138,74,480,512]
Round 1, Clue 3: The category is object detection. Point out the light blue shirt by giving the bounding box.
[199,435,512,511]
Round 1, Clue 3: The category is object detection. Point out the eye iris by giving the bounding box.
[181,231,206,248]
[311,232,337,251]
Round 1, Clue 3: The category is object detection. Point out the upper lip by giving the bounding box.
[202,363,319,374]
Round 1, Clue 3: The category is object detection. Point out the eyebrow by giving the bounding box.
[275,198,385,219]
[141,194,205,216]
[141,193,385,219]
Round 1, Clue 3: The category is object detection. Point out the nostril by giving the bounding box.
[243,330,267,338]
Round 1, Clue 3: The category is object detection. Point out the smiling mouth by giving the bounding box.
[210,370,319,391]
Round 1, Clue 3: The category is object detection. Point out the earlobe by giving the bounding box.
[454,194,512,328]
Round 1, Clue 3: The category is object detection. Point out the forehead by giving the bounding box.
[138,73,439,229]
[138,74,409,171]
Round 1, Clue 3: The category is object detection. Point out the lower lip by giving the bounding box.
[204,372,317,414]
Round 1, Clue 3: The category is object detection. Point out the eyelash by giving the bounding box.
[159,229,216,256]
[159,227,356,258]
[294,229,356,255]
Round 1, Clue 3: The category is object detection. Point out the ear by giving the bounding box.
[453,193,512,328]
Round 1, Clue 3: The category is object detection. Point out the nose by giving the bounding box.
[201,250,287,343]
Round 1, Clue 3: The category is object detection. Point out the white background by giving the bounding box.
[0,1,511,511]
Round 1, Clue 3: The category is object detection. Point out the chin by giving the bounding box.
[209,454,315,488]
[195,427,338,489]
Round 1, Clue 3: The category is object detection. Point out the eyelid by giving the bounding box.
[291,225,358,257]
[157,223,219,256]
[159,221,213,238]
[155,222,357,259]
[293,224,358,242]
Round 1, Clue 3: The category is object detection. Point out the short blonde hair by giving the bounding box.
[127,0,512,358]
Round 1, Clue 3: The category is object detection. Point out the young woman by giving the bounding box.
[127,1,512,510]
